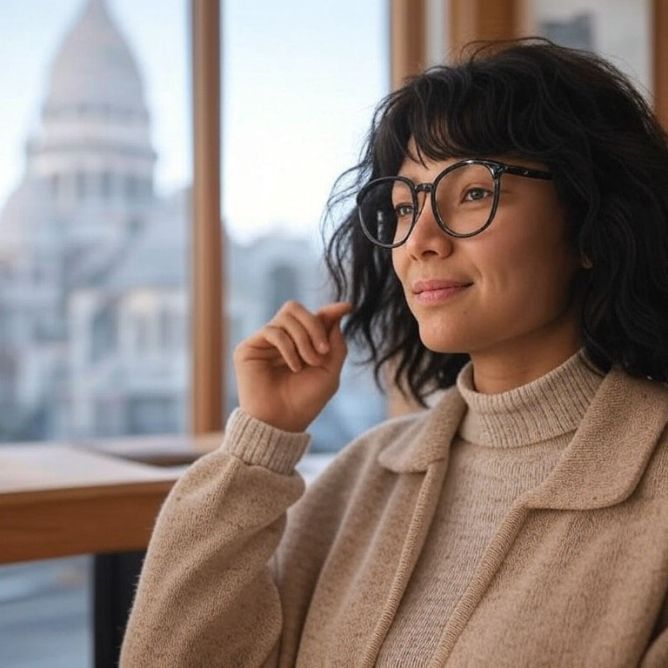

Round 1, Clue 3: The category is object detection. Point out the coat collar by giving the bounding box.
[376,366,668,510]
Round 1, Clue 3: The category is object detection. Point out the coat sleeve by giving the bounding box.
[119,408,313,668]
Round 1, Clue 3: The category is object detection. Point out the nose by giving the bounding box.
[404,190,454,258]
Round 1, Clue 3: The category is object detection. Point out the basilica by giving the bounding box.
[0,0,382,447]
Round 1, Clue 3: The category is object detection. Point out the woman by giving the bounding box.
[120,39,668,667]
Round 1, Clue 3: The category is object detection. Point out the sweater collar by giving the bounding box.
[376,363,668,510]
[455,348,605,447]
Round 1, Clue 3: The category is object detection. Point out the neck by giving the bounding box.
[469,321,582,395]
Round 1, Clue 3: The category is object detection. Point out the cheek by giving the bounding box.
[476,213,575,301]
[489,239,577,317]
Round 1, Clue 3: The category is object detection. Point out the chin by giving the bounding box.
[417,325,470,354]
[406,297,477,353]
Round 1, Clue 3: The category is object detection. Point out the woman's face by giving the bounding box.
[391,148,583,358]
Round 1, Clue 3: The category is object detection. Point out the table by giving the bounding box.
[0,433,222,564]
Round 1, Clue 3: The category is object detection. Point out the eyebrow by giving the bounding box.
[396,157,476,180]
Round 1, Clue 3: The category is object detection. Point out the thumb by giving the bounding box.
[317,301,353,331]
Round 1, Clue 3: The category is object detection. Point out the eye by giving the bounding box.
[393,203,415,218]
[463,187,492,202]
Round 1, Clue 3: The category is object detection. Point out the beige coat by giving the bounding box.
[120,364,668,667]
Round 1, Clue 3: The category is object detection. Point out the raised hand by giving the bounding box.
[232,300,353,432]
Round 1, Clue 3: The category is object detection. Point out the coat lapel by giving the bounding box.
[522,366,668,510]
[376,385,467,473]
[377,365,668,510]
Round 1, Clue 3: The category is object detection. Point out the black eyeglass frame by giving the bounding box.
[356,158,554,248]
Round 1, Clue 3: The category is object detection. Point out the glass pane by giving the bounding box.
[0,0,189,664]
[0,556,91,667]
[529,0,652,98]
[222,1,389,465]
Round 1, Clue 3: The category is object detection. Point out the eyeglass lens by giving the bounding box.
[359,163,496,246]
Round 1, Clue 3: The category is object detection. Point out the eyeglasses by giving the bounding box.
[356,158,553,248]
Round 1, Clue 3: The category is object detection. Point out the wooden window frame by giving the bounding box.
[191,0,225,434]
[3,0,668,562]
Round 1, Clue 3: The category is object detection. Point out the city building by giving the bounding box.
[0,0,386,448]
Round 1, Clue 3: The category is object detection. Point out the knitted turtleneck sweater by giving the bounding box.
[376,346,605,665]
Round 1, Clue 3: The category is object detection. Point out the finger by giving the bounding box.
[276,312,325,366]
[281,302,331,355]
[263,325,303,372]
[239,328,289,357]
[316,302,353,331]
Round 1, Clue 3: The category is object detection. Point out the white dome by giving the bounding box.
[43,0,147,118]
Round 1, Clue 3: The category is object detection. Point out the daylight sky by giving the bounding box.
[0,0,388,243]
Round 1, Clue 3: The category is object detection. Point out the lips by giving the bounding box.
[412,279,473,294]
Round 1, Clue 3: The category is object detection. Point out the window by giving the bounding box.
[267,264,299,321]
[222,0,389,454]
[529,0,651,97]
[0,1,190,664]
[127,395,179,434]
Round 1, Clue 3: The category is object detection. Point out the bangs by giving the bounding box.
[373,57,555,176]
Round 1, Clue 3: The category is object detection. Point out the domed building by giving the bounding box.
[2,0,156,257]
[0,0,168,439]
[0,0,385,444]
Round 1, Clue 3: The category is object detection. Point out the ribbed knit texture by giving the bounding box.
[223,407,311,475]
[376,346,605,666]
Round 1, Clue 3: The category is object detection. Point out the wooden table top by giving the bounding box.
[0,433,223,564]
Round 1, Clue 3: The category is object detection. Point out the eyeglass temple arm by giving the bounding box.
[504,165,553,180]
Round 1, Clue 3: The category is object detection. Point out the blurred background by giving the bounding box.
[0,0,658,665]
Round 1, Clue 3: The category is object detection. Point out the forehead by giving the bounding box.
[396,153,548,179]
[397,156,464,179]
[396,134,551,178]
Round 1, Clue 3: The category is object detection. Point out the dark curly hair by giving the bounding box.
[322,37,668,406]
